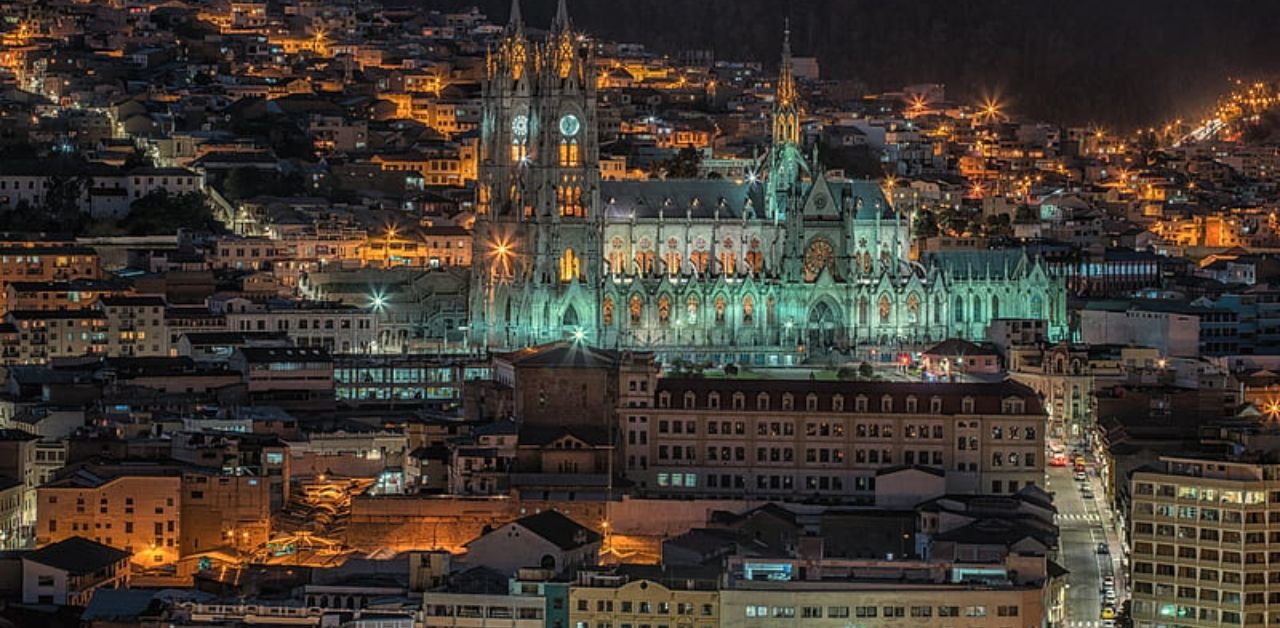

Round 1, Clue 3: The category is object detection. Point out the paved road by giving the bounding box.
[1048,464,1125,628]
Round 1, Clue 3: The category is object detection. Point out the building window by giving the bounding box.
[757,393,770,410]
[881,395,893,412]
[805,394,818,411]
[782,393,794,410]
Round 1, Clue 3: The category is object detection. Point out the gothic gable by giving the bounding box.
[801,174,840,220]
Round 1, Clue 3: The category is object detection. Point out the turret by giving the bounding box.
[772,20,800,147]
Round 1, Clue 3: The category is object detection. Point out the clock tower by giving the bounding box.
[470,0,602,350]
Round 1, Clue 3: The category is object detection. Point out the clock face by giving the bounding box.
[511,114,529,140]
[559,114,580,137]
[804,239,834,275]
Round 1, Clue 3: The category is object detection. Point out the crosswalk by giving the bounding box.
[1058,513,1103,523]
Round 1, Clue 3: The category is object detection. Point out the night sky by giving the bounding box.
[425,0,1280,129]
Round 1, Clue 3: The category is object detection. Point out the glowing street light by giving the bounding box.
[572,327,586,342]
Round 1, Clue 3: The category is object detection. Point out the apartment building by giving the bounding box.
[3,279,128,313]
[0,245,100,285]
[718,555,1047,628]
[221,298,375,353]
[568,567,720,628]
[37,466,183,566]
[1129,455,1280,628]
[627,379,1045,502]
[99,295,169,357]
[1,309,108,364]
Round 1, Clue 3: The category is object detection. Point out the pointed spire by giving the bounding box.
[507,0,524,33]
[771,19,800,147]
[782,17,792,62]
[553,0,572,32]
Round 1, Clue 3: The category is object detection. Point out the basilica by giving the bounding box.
[468,0,1067,362]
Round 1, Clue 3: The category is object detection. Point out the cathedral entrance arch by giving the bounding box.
[806,300,843,349]
[562,304,580,328]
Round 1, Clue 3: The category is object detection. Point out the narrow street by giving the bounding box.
[1047,463,1127,628]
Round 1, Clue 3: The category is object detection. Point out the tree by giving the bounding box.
[123,147,153,170]
[914,209,939,238]
[43,174,88,232]
[858,362,874,379]
[123,190,215,235]
[662,147,702,179]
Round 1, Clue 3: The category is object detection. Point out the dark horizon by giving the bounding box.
[426,0,1280,129]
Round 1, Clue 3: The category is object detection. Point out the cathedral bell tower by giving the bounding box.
[765,22,811,282]
[470,0,602,350]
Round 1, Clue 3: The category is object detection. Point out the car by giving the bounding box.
[1081,488,1094,499]
[1104,591,1118,602]
[1103,576,1115,586]
[1097,543,1111,554]
[1102,620,1116,628]
[1102,606,1117,619]
[1074,471,1087,481]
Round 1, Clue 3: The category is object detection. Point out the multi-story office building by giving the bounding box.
[1129,455,1280,628]
[627,378,1045,502]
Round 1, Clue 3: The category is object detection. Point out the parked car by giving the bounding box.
[1097,543,1110,554]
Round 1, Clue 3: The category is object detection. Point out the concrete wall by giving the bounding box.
[345,495,771,554]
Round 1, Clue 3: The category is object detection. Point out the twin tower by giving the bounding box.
[468,0,604,350]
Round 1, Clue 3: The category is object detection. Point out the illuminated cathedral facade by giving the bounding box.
[468,1,1067,360]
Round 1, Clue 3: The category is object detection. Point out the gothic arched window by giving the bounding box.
[602,297,614,327]
[906,293,920,324]
[858,297,869,325]
[714,295,727,326]
[878,295,892,324]
[954,295,965,323]
[663,250,681,275]
[991,294,1001,319]
[1030,294,1044,319]
[742,295,755,325]
[558,185,584,218]
[559,249,580,283]
[559,139,580,166]
[636,251,654,275]
[629,295,643,325]
[718,251,736,276]
[658,295,671,325]
[690,251,710,275]
[972,294,984,321]
[745,250,764,275]
[686,295,699,324]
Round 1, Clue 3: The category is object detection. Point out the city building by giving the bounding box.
[22,536,131,606]
[1129,455,1280,628]
[468,10,1067,359]
[628,378,1046,501]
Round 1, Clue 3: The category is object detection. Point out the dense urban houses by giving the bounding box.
[3,0,1280,626]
